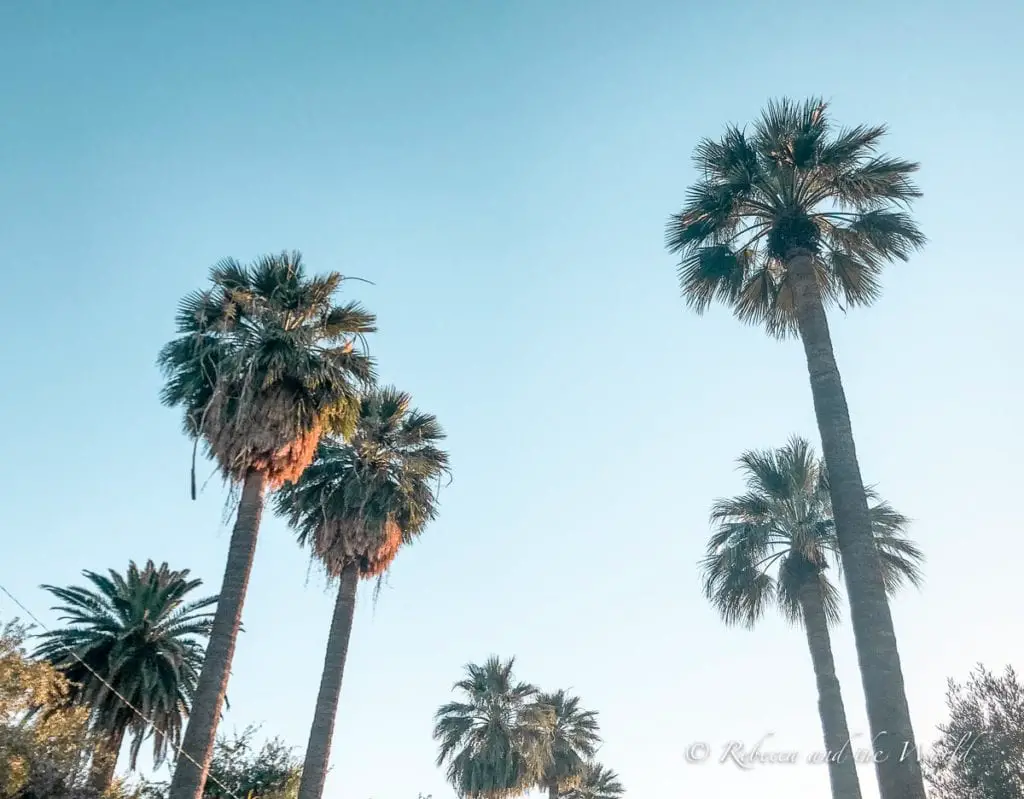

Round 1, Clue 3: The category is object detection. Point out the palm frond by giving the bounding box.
[560,761,624,799]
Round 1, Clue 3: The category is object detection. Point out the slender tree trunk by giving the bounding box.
[88,724,125,793]
[799,580,863,799]
[788,251,925,799]
[168,469,266,799]
[548,782,559,799]
[297,562,360,799]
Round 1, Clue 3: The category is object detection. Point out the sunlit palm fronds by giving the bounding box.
[274,385,451,580]
[158,251,377,488]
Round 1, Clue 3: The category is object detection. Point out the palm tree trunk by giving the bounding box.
[799,580,863,799]
[788,252,925,799]
[88,724,125,793]
[168,469,267,799]
[297,561,360,799]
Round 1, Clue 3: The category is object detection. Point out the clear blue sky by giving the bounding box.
[1,2,1022,797]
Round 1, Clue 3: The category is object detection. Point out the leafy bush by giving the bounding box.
[140,726,300,799]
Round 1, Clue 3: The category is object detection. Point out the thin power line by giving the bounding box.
[0,582,244,799]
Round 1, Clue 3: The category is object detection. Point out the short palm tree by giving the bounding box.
[275,387,450,799]
[534,691,600,799]
[561,762,624,799]
[434,657,553,799]
[666,98,927,799]
[158,252,376,799]
[701,436,923,799]
[34,560,216,793]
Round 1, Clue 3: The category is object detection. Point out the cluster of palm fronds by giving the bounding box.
[434,657,624,799]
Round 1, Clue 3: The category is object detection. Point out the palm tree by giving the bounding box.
[560,762,624,799]
[700,436,923,799]
[434,657,553,799]
[158,251,376,799]
[534,691,601,799]
[665,98,927,799]
[275,387,450,799]
[34,560,217,793]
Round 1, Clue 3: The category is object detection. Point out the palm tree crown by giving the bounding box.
[157,251,377,490]
[700,435,923,628]
[434,656,553,799]
[561,762,625,799]
[34,560,217,770]
[666,98,925,338]
[275,385,451,580]
[535,690,601,795]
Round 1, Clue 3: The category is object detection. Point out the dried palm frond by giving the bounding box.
[313,515,402,578]
[202,385,324,488]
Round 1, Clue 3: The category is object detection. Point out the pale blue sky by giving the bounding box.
[1,2,1022,798]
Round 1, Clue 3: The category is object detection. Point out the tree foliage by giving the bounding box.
[665,97,925,338]
[535,690,600,795]
[700,435,923,628]
[34,561,216,774]
[157,251,377,490]
[434,659,623,799]
[275,386,450,582]
[1,619,112,799]
[433,657,553,798]
[924,664,1024,799]
[140,727,301,799]
[559,762,624,799]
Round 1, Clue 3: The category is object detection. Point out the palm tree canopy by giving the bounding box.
[434,656,552,799]
[157,251,377,488]
[275,385,450,579]
[700,435,924,629]
[666,98,925,338]
[34,560,217,770]
[535,690,601,792]
[560,762,625,799]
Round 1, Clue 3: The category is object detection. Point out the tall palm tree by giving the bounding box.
[34,560,217,793]
[275,387,450,799]
[434,657,553,799]
[700,436,923,799]
[560,762,624,799]
[665,98,927,799]
[158,252,376,799]
[534,691,601,799]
